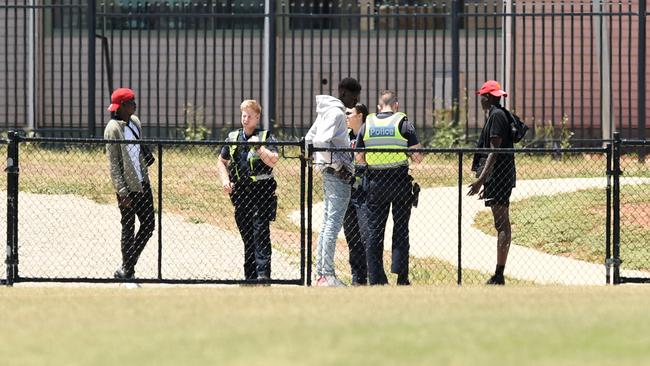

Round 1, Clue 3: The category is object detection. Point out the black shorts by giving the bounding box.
[483,182,512,207]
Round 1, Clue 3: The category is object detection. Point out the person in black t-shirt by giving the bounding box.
[468,80,516,286]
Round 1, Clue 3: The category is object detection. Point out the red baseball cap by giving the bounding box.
[476,80,508,97]
[107,88,136,112]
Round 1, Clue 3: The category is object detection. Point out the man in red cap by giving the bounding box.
[468,80,516,286]
[104,88,155,280]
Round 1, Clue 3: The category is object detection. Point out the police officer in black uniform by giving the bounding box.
[343,103,370,286]
[356,90,423,286]
[217,100,279,283]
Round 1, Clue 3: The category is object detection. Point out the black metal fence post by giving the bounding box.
[605,142,612,285]
[457,151,463,286]
[263,0,276,132]
[612,132,622,284]
[157,143,163,280]
[638,0,647,162]
[5,131,20,286]
[87,0,97,137]
[450,0,461,125]
[299,138,306,286]
[306,143,314,286]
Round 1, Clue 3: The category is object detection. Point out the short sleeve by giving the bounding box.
[220,135,232,160]
[399,117,419,146]
[489,110,510,143]
[220,145,231,160]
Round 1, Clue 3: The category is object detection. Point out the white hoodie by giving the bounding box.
[305,95,353,172]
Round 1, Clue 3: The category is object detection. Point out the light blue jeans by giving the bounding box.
[316,171,351,277]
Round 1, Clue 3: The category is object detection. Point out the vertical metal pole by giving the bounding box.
[87,0,96,137]
[457,152,463,286]
[605,143,612,285]
[6,132,20,286]
[638,0,647,162]
[612,132,621,284]
[450,0,460,124]
[502,0,513,110]
[28,0,37,130]
[306,143,314,286]
[300,139,306,285]
[593,0,612,145]
[157,143,163,280]
[263,0,276,132]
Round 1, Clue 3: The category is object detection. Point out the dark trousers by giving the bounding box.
[118,182,155,274]
[365,170,412,285]
[231,179,277,280]
[343,187,369,284]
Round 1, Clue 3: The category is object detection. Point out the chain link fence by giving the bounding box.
[2,135,650,286]
[616,141,650,283]
[309,145,617,286]
[5,137,305,284]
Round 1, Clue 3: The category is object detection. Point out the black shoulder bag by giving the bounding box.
[126,121,155,167]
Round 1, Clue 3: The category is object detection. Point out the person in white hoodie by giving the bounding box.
[305,77,362,287]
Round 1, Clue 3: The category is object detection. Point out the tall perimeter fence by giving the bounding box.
[0,0,648,145]
[1,131,649,286]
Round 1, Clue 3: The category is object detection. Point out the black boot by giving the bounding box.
[486,274,505,286]
[397,273,411,286]
[114,266,135,280]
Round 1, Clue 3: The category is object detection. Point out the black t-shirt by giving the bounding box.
[356,112,419,148]
[220,129,278,178]
[478,105,516,186]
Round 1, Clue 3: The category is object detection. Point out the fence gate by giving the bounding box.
[2,134,308,286]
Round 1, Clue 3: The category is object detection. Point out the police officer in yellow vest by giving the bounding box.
[355,90,423,285]
[217,100,279,283]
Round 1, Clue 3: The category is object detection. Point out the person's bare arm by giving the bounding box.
[247,135,279,168]
[408,143,424,164]
[217,156,233,193]
[356,151,367,165]
[258,146,279,168]
[468,136,502,196]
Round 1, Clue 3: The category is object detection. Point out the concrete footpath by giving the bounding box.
[0,192,299,281]
[295,177,650,285]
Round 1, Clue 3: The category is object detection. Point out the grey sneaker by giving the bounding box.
[323,275,347,287]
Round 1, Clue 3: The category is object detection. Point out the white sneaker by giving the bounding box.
[323,275,346,287]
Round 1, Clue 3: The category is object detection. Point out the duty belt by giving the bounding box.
[250,173,274,182]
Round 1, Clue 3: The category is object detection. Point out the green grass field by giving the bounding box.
[474,186,650,271]
[1,286,649,366]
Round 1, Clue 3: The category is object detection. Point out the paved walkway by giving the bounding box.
[294,177,650,285]
[0,192,299,281]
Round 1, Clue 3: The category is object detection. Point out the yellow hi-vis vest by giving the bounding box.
[363,112,409,169]
[227,129,273,182]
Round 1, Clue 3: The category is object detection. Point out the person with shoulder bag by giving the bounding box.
[104,88,155,281]
[468,80,522,286]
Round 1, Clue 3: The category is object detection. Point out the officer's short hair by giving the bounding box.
[240,99,262,115]
[379,90,398,107]
[339,77,362,95]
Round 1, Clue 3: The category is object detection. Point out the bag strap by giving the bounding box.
[478,112,496,148]
[498,105,518,127]
[125,119,141,140]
